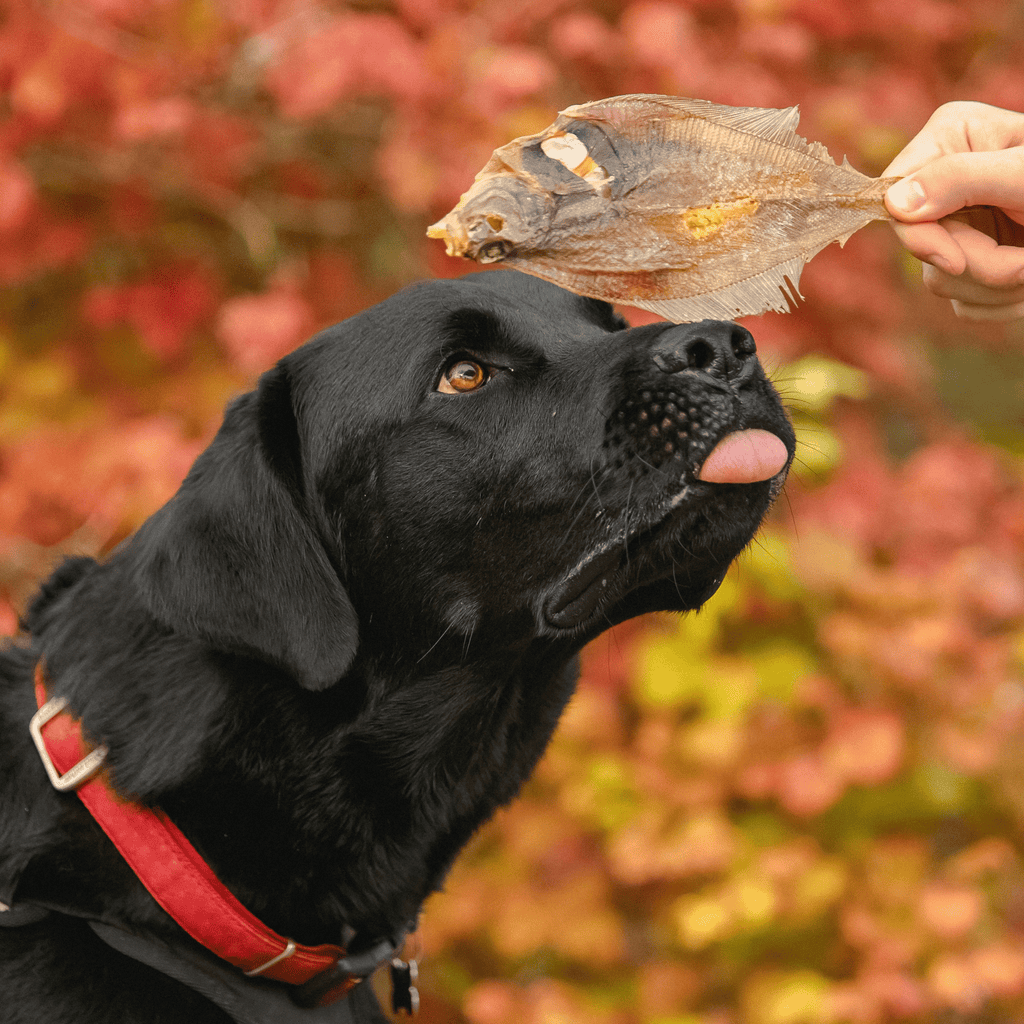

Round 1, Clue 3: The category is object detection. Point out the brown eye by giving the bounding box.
[438,359,489,394]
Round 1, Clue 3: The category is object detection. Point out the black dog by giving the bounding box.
[0,271,793,1023]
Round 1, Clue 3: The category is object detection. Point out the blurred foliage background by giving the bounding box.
[1,0,1024,1021]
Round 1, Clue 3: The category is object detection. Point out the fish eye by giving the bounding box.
[478,239,513,263]
[437,357,492,394]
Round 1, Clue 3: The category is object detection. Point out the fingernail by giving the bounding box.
[931,255,957,275]
[887,178,928,214]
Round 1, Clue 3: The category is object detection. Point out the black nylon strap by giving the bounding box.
[0,902,51,927]
[89,921,360,1024]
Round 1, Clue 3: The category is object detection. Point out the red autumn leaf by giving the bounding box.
[971,941,1024,999]
[266,13,430,120]
[394,0,460,31]
[548,12,623,66]
[740,22,815,66]
[10,56,70,125]
[463,981,520,1024]
[788,0,865,39]
[0,600,18,636]
[109,181,157,236]
[9,30,112,126]
[83,267,217,361]
[971,64,1024,111]
[185,111,261,192]
[0,433,93,545]
[619,1,702,71]
[216,287,315,374]
[824,709,905,787]
[306,250,367,324]
[918,882,983,940]
[776,752,845,816]
[928,952,989,1012]
[0,159,37,233]
[735,760,780,801]
[80,420,203,541]
[472,46,557,116]
[958,548,1024,621]
[375,130,440,214]
[894,442,1006,568]
[113,96,195,142]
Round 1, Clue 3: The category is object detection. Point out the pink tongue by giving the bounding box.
[697,429,789,484]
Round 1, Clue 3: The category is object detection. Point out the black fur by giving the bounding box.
[0,271,794,1022]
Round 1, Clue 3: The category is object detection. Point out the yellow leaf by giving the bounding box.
[729,873,779,928]
[673,892,732,949]
[790,857,848,921]
[743,970,831,1024]
[790,413,843,483]
[678,717,743,769]
[750,640,815,705]
[633,637,708,709]
[702,656,759,720]
[783,355,870,413]
[739,528,803,602]
[558,753,638,831]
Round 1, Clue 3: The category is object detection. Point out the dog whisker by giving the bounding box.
[417,621,455,663]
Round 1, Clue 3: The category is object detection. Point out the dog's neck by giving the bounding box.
[12,576,582,950]
[156,639,582,944]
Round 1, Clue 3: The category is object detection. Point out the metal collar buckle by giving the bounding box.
[29,696,109,792]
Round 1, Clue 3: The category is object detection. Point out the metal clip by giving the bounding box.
[390,957,419,1015]
[29,696,109,792]
[244,938,297,977]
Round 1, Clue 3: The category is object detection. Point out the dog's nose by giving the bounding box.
[651,320,757,381]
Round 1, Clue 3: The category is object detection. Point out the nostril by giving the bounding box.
[730,325,756,360]
[685,338,716,371]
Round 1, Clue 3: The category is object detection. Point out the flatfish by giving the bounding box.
[427,94,898,321]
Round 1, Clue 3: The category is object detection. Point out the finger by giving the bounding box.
[883,136,945,181]
[886,147,1024,222]
[943,218,1024,289]
[883,101,1024,178]
[945,205,1024,247]
[921,262,1024,305]
[881,102,972,178]
[950,296,1024,322]
[889,219,966,276]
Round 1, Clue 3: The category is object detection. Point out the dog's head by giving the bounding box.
[125,270,794,691]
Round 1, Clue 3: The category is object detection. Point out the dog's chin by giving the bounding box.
[540,474,783,636]
[543,539,627,632]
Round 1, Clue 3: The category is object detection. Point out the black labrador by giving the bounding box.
[0,271,794,1023]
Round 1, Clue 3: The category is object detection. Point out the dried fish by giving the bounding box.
[427,94,899,321]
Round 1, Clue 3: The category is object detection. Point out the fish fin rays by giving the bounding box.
[624,253,815,322]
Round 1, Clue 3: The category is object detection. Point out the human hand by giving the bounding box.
[883,101,1024,322]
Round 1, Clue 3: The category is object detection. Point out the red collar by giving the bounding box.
[28,662,357,1005]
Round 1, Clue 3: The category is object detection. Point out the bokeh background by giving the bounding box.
[2,1,1024,1021]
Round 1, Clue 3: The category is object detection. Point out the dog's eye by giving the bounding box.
[438,358,490,394]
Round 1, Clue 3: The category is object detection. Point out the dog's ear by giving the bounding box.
[126,365,358,690]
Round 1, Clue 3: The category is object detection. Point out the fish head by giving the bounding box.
[427,174,555,264]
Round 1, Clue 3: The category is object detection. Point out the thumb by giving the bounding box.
[886,147,1024,222]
